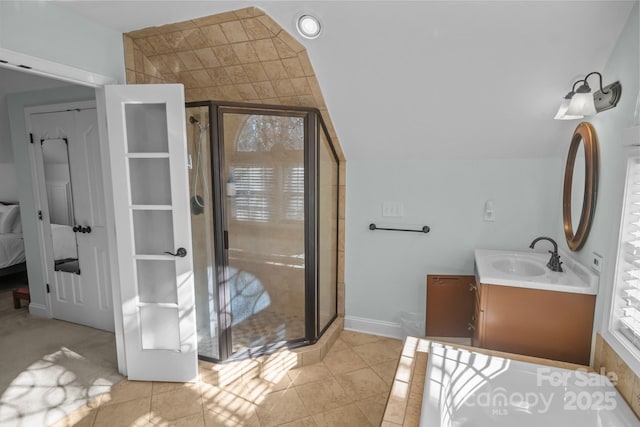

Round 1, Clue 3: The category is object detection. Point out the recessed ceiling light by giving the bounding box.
[296,14,321,39]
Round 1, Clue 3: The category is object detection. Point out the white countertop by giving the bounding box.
[474,249,599,295]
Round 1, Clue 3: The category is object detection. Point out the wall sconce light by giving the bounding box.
[554,80,585,120]
[554,72,622,120]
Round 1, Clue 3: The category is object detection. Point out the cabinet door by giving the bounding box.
[481,283,595,365]
[103,84,197,382]
[426,275,475,337]
[472,282,483,347]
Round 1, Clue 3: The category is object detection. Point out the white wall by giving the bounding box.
[572,3,640,368]
[0,1,125,83]
[1,68,71,162]
[345,158,562,337]
[0,164,18,202]
[1,92,14,164]
[0,68,71,202]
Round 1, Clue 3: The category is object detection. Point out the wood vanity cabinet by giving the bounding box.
[426,275,476,337]
[472,282,595,365]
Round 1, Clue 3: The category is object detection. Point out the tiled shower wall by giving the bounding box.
[122,6,346,317]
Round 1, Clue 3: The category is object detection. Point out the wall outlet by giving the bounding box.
[382,201,404,217]
[591,252,603,273]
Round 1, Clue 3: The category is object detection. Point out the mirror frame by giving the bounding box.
[41,137,81,274]
[563,122,599,251]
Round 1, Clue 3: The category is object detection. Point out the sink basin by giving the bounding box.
[491,258,546,277]
[475,249,599,295]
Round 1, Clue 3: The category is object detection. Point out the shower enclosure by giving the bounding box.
[185,101,339,361]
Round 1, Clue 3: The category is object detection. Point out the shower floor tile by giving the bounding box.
[197,311,305,359]
[232,310,305,352]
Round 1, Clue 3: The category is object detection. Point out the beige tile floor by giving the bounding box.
[51,331,402,427]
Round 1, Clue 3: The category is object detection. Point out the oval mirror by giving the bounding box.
[571,142,585,228]
[563,122,599,251]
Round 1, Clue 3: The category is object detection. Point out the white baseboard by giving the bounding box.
[29,303,49,318]
[344,315,404,340]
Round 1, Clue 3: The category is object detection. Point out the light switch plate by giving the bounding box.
[382,202,404,217]
[483,200,495,222]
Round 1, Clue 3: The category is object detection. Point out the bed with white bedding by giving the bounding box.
[0,233,25,269]
[0,203,79,276]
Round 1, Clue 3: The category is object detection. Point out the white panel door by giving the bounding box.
[28,106,114,332]
[103,84,197,382]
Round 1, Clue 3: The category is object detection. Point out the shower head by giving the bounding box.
[189,116,200,125]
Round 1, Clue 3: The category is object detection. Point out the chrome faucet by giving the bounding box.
[529,237,563,272]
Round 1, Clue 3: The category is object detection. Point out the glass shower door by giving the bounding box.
[318,127,338,334]
[186,105,219,360]
[220,110,307,355]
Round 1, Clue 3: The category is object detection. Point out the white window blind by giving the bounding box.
[231,166,274,222]
[283,166,304,221]
[613,151,640,350]
[229,164,305,224]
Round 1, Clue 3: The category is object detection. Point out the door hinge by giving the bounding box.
[29,133,34,144]
[46,283,50,293]
[38,210,43,220]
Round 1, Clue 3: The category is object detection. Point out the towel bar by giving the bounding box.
[369,223,430,233]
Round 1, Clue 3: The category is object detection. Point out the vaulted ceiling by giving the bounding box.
[122,7,345,160]
[54,1,637,160]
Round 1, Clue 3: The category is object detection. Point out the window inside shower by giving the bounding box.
[186,102,339,362]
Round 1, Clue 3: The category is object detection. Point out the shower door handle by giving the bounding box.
[223,230,229,250]
[165,247,187,257]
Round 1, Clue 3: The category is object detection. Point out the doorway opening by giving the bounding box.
[186,101,339,362]
[0,65,121,427]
